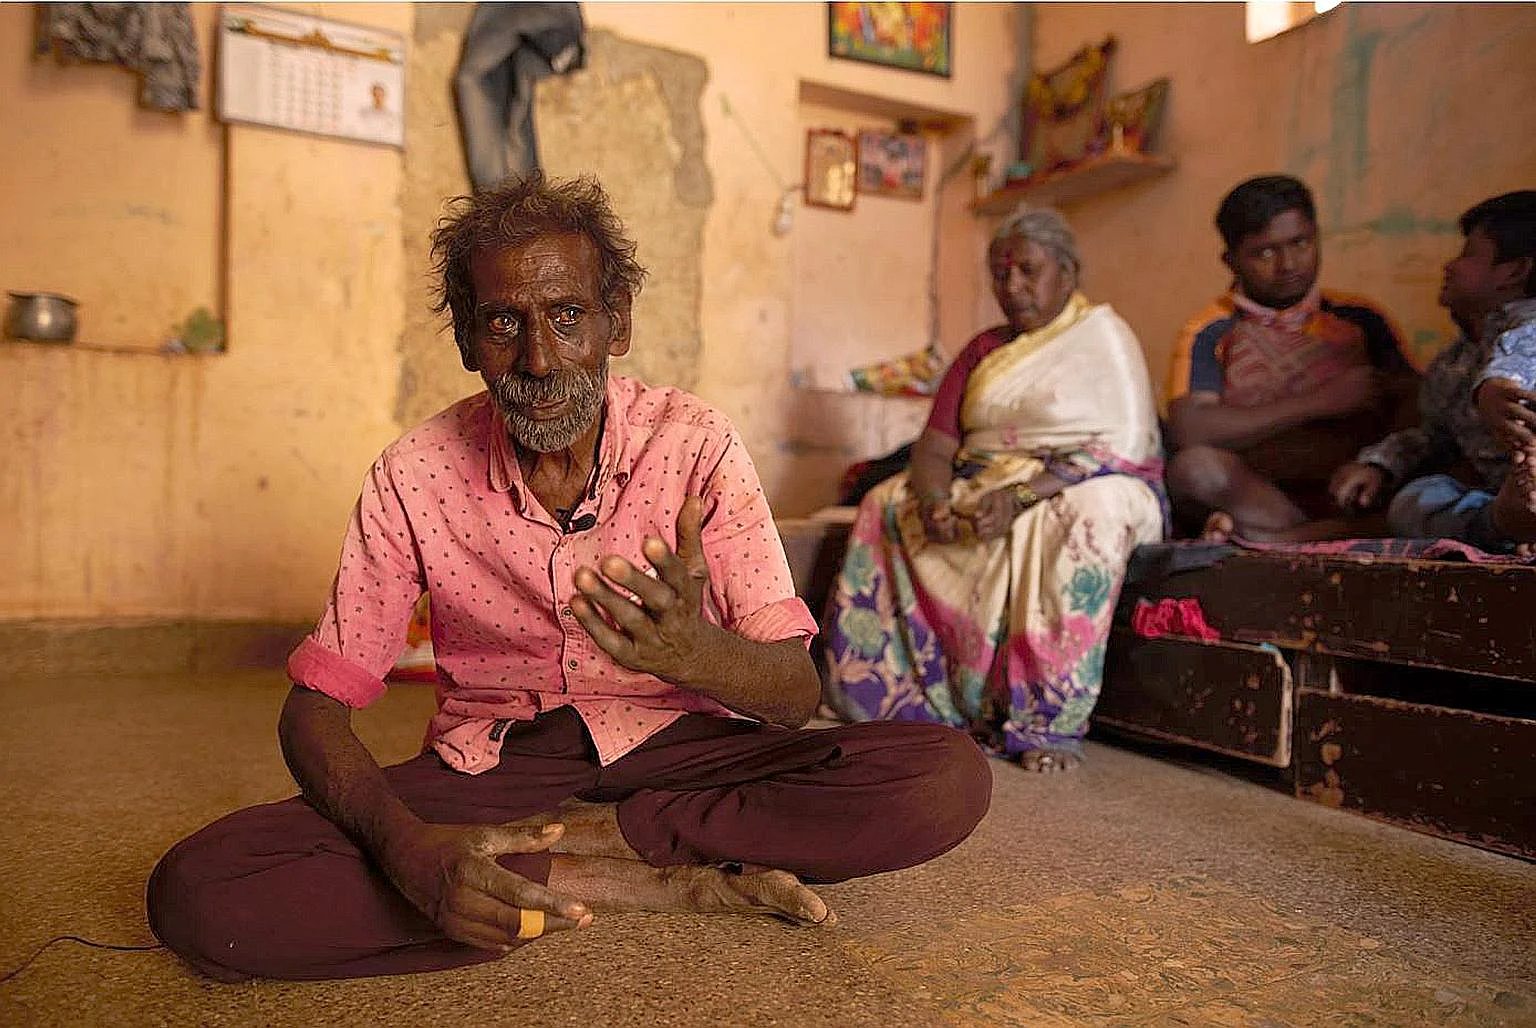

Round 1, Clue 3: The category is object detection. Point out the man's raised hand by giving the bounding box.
[570,495,716,684]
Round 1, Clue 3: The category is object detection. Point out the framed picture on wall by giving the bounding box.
[804,129,858,211]
[1106,77,1171,155]
[828,3,952,78]
[857,130,927,200]
[1019,36,1116,177]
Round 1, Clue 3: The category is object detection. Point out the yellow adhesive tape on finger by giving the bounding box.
[517,908,545,940]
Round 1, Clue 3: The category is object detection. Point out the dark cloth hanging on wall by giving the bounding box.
[455,2,586,191]
[35,3,201,112]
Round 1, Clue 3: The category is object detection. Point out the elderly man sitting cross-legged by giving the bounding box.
[146,174,991,982]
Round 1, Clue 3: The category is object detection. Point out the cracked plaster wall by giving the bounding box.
[399,10,711,429]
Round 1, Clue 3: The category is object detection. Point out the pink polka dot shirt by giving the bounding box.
[288,377,817,773]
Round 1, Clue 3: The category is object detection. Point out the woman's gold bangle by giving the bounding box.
[1010,483,1041,509]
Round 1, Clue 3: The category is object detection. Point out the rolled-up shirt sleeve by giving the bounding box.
[691,429,819,645]
[288,455,426,708]
[1478,322,1536,393]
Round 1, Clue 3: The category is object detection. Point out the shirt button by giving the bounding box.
[561,607,574,618]
[567,659,579,670]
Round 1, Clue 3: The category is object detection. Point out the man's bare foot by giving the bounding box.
[1202,511,1236,542]
[671,864,836,926]
[508,801,638,860]
[1018,749,1082,773]
[547,856,836,926]
[1202,511,1384,544]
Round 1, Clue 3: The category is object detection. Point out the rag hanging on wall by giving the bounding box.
[454,2,587,191]
[34,2,201,112]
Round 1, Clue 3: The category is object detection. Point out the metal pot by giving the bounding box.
[6,291,79,342]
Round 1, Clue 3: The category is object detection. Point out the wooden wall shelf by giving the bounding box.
[2,338,222,357]
[972,152,1175,215]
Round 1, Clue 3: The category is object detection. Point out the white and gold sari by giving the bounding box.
[823,294,1166,756]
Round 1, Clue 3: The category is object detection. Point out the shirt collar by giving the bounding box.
[1491,297,1536,336]
[484,377,633,500]
[1228,281,1323,332]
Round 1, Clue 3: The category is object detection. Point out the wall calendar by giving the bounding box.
[218,4,405,149]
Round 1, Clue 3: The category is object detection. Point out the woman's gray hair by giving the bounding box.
[992,206,1081,277]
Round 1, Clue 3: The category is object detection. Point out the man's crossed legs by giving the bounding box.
[147,707,991,981]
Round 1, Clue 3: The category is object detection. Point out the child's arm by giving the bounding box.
[1474,322,1536,449]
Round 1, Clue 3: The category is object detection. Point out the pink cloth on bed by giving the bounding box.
[1131,597,1222,641]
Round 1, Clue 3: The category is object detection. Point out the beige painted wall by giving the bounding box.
[1,6,221,349]
[3,1,1019,621]
[791,104,940,393]
[16,2,1528,623]
[1030,2,1536,399]
[1,3,409,620]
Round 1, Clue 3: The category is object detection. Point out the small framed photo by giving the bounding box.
[857,130,927,200]
[1106,77,1171,155]
[804,129,858,211]
[828,2,952,78]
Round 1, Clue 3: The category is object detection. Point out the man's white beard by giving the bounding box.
[492,357,607,453]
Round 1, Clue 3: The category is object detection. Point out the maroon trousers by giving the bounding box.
[146,708,991,981]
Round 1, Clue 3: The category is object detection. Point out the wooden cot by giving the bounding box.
[777,516,1536,861]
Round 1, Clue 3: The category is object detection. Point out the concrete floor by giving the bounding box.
[1,671,1532,1027]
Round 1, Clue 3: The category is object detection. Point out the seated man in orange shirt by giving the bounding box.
[1164,175,1419,540]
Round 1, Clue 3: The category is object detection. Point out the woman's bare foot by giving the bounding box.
[547,856,836,926]
[1201,511,1236,542]
[1018,749,1082,773]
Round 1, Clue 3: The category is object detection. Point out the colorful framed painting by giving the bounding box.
[804,129,858,211]
[828,3,952,79]
[857,130,927,200]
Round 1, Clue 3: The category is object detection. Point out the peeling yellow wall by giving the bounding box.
[1,3,409,620]
[1031,2,1536,395]
[2,2,1018,621]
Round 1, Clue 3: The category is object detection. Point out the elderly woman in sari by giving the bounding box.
[822,209,1166,772]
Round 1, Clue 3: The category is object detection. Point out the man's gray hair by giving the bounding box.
[992,206,1081,277]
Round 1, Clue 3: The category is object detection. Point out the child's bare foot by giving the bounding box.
[1201,511,1236,542]
[1492,445,1536,545]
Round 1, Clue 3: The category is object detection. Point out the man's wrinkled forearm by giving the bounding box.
[278,687,424,871]
[675,629,819,728]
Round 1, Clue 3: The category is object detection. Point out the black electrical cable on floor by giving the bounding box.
[0,935,163,986]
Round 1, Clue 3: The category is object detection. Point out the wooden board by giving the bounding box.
[1295,687,1536,860]
[1122,548,1536,683]
[776,517,853,622]
[972,152,1175,214]
[1098,632,1292,767]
